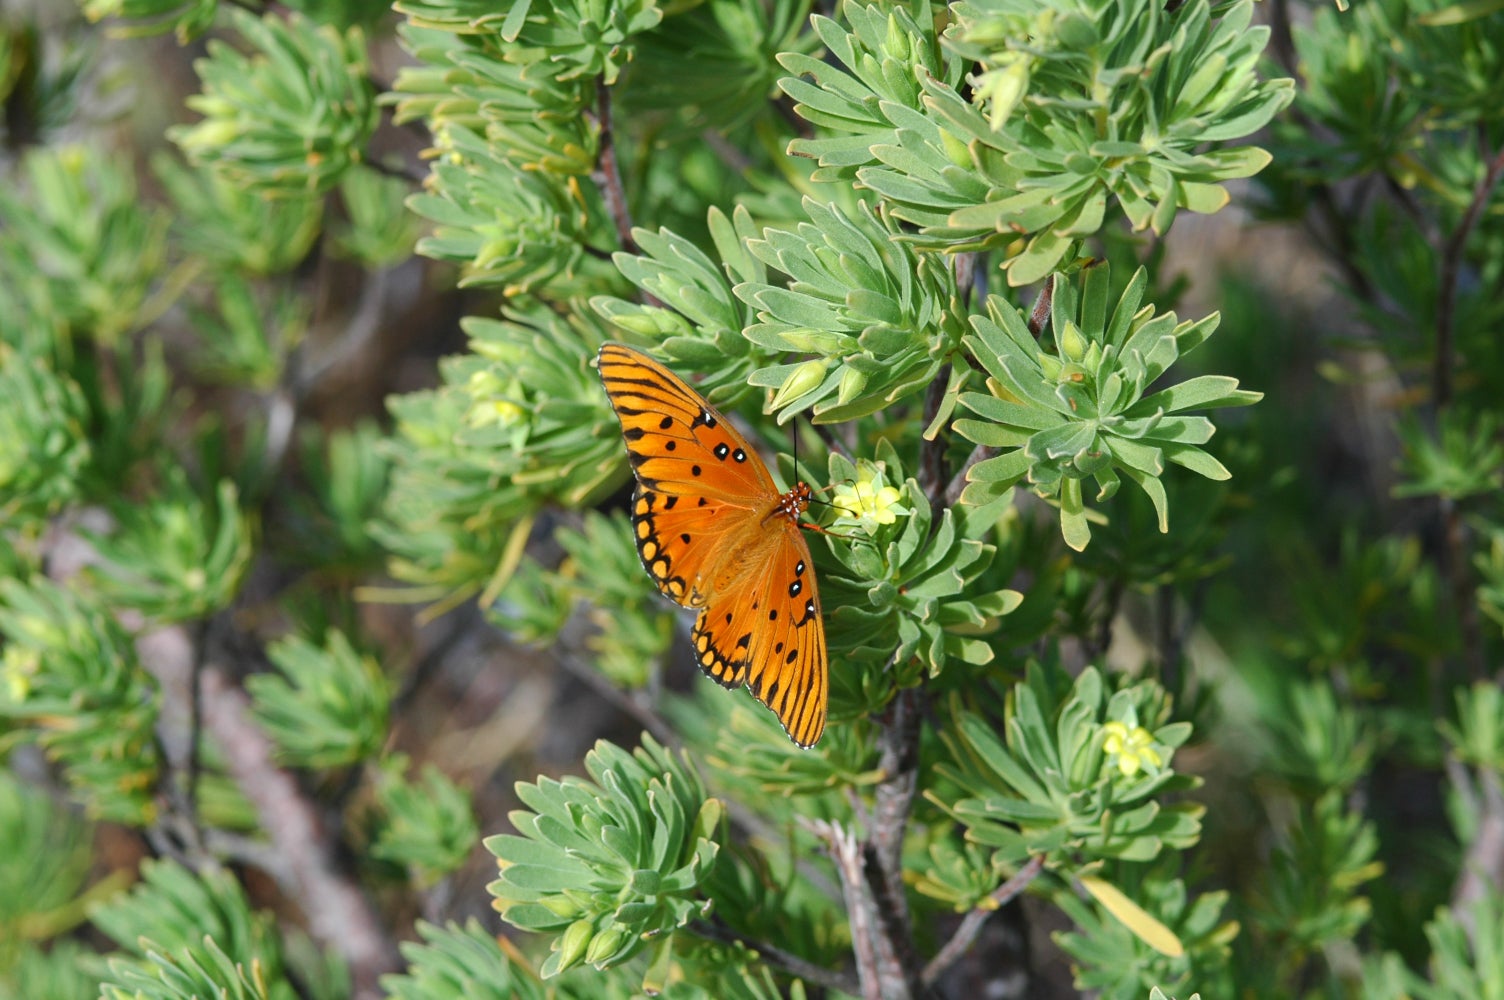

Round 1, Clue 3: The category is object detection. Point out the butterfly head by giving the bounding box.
[777,482,814,523]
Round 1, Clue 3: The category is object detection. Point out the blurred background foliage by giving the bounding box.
[1,0,1503,998]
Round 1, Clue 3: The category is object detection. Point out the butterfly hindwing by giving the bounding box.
[690,519,827,748]
[631,485,758,610]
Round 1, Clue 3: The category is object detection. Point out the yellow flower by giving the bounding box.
[469,399,525,429]
[832,477,903,525]
[1102,721,1162,778]
[1,646,39,703]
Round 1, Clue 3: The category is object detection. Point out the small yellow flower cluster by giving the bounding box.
[832,477,904,526]
[465,370,526,428]
[2,646,38,703]
[1102,721,1162,777]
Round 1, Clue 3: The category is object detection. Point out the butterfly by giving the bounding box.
[597,343,827,747]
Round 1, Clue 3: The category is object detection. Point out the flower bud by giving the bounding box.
[772,359,829,409]
[837,364,869,405]
[556,918,594,972]
[1059,321,1087,363]
[585,927,627,967]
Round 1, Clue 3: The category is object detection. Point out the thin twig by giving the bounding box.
[693,917,861,996]
[1433,145,1504,682]
[1266,0,1298,78]
[390,603,481,716]
[293,265,392,400]
[919,367,951,510]
[1434,145,1504,410]
[183,617,212,835]
[805,819,884,1000]
[867,687,928,997]
[944,444,996,506]
[922,855,1045,985]
[1448,759,1504,920]
[1155,583,1177,681]
[139,623,400,1000]
[1088,576,1126,662]
[364,156,427,186]
[557,651,682,748]
[809,418,855,461]
[593,75,638,255]
[197,664,401,998]
[862,839,933,999]
[953,253,978,308]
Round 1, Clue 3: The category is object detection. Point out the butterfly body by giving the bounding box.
[598,343,827,747]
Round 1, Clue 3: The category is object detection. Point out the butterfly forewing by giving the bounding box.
[598,343,775,503]
[598,343,830,747]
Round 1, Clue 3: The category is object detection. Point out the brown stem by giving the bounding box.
[809,418,855,461]
[922,855,1045,985]
[943,444,997,506]
[954,252,978,308]
[183,618,210,834]
[1449,759,1504,916]
[1028,275,1055,339]
[806,819,885,1000]
[1434,146,1504,681]
[866,687,929,997]
[1267,0,1298,78]
[1435,145,1504,410]
[1089,575,1126,661]
[593,75,638,255]
[139,625,400,1000]
[1441,496,1487,681]
[390,604,480,716]
[364,155,426,186]
[862,839,934,999]
[919,366,952,510]
[556,650,681,749]
[1155,583,1177,682]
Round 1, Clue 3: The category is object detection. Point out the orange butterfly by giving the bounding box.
[597,343,827,747]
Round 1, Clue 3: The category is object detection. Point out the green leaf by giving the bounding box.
[488,736,718,976]
[169,9,376,195]
[248,629,390,769]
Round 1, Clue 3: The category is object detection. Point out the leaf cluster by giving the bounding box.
[487,736,721,979]
[956,264,1258,549]
[0,578,160,824]
[247,629,391,769]
[933,666,1200,866]
[784,0,1292,281]
[170,9,378,196]
[821,446,1022,692]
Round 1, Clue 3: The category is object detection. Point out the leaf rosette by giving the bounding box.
[487,736,722,978]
